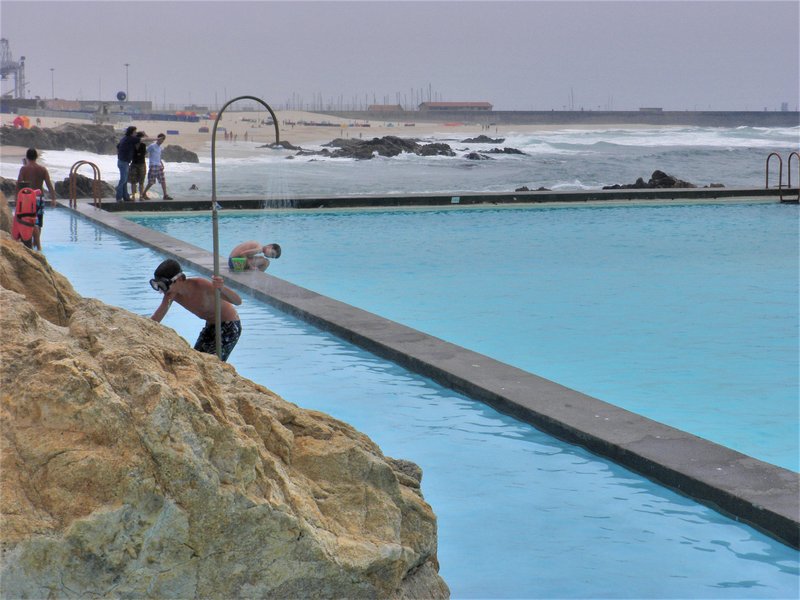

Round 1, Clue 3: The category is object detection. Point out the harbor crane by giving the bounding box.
[1,38,26,99]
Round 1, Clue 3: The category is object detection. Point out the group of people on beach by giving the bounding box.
[116,126,173,202]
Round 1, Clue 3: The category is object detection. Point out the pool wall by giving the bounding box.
[65,199,799,549]
[95,186,800,211]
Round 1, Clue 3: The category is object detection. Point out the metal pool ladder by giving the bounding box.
[765,151,800,203]
[68,160,103,209]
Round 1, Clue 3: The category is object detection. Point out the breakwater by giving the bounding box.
[322,109,800,127]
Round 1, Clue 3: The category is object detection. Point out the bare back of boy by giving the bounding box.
[157,277,240,323]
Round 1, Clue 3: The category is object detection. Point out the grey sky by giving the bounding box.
[2,0,798,111]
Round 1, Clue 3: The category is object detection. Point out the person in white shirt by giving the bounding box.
[143,133,173,200]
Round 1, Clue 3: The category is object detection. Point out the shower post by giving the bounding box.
[210,96,280,359]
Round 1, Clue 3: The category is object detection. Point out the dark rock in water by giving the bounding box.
[649,169,696,188]
[461,135,505,144]
[708,183,725,188]
[418,142,455,157]
[465,152,492,161]
[310,136,454,159]
[485,147,526,155]
[603,170,698,189]
[161,145,198,163]
[54,174,115,199]
[260,140,302,151]
[515,185,552,192]
[0,173,114,200]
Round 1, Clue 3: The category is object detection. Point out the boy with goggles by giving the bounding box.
[149,258,243,361]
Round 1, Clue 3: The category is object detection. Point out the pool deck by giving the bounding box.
[62,196,799,549]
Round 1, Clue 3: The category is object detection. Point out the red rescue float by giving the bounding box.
[12,187,38,248]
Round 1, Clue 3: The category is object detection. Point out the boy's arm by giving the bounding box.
[211,275,242,305]
[150,294,174,322]
[44,170,57,205]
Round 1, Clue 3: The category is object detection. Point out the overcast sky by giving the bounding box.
[2,0,798,111]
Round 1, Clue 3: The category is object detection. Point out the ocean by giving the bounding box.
[2,124,798,197]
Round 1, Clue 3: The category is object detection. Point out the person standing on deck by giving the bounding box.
[128,131,147,200]
[143,133,173,200]
[116,126,137,202]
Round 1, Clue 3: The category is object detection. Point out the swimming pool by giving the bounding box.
[40,208,799,598]
[129,200,800,472]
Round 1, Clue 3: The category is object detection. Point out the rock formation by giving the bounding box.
[1,123,120,154]
[0,231,448,598]
[315,136,456,159]
[603,170,699,189]
[460,135,505,144]
[53,174,116,199]
[161,144,200,163]
[1,175,117,200]
[0,123,199,163]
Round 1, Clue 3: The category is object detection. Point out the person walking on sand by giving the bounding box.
[128,131,147,200]
[149,259,242,361]
[116,126,137,202]
[228,240,282,272]
[143,133,173,200]
[16,148,57,251]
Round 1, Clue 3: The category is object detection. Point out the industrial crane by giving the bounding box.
[0,38,26,99]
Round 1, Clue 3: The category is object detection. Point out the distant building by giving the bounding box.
[418,101,493,112]
[368,104,404,112]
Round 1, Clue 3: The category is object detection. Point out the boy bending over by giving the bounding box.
[150,259,242,361]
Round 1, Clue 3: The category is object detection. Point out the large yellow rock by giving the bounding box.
[0,234,449,598]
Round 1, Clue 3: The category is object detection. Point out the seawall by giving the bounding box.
[320,109,800,128]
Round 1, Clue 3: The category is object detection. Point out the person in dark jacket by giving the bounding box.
[128,131,148,200]
[116,125,137,201]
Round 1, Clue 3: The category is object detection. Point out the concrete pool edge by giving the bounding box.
[95,186,799,211]
[63,200,800,549]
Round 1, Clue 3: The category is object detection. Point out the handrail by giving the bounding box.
[788,152,800,202]
[765,152,783,191]
[68,160,102,209]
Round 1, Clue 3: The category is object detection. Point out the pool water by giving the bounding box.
[37,208,799,599]
[130,201,800,471]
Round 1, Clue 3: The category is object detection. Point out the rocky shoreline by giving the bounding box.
[1,123,199,162]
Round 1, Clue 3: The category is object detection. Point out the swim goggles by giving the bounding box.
[149,272,182,292]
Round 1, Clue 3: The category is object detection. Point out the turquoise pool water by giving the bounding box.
[129,200,800,471]
[38,209,799,599]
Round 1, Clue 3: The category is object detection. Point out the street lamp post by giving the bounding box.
[50,68,54,99]
[124,63,129,99]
